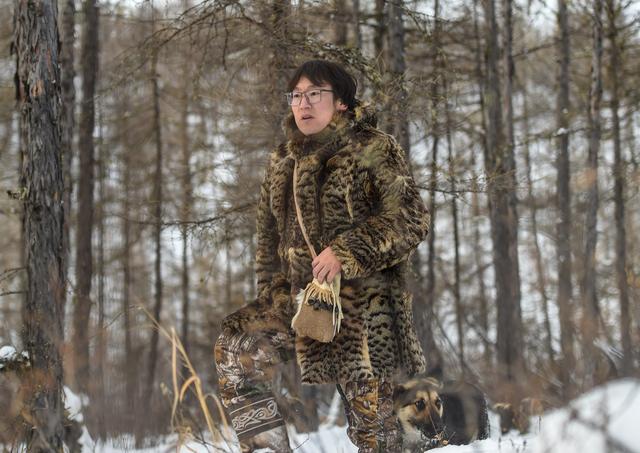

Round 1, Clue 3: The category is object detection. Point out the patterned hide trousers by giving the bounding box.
[215,324,401,452]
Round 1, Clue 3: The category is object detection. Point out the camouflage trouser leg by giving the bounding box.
[214,327,295,453]
[341,379,402,453]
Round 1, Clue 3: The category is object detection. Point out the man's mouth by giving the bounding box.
[301,114,314,120]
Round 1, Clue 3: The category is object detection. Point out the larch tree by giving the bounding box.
[483,0,523,392]
[422,0,444,377]
[59,0,75,314]
[472,0,491,366]
[555,0,575,398]
[13,0,66,449]
[72,0,99,395]
[606,0,632,376]
[144,2,166,422]
[581,0,603,385]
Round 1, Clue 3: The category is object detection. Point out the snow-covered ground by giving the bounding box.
[78,378,640,452]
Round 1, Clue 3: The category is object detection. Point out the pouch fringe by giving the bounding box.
[291,273,343,338]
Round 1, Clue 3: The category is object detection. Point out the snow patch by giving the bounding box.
[533,378,640,453]
[84,379,640,453]
[64,386,88,423]
[0,345,17,361]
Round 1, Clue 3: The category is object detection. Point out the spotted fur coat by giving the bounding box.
[222,103,430,384]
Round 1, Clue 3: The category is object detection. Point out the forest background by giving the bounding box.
[1,0,640,449]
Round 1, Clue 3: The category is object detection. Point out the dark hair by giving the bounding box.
[287,60,358,111]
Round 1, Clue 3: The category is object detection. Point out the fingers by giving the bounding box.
[313,263,329,283]
[326,266,338,283]
[312,247,342,284]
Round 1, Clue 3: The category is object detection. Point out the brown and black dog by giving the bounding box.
[393,377,490,451]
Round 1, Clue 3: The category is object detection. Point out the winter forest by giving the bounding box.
[1,0,640,451]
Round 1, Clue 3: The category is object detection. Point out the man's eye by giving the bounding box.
[292,93,303,99]
[308,90,321,98]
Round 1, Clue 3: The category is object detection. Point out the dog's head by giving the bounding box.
[393,377,444,444]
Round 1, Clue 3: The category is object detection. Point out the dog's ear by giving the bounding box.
[426,364,444,381]
[393,383,409,401]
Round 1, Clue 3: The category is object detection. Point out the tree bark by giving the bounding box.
[421,0,444,378]
[73,0,99,395]
[334,0,348,46]
[581,0,603,385]
[606,0,632,376]
[555,0,575,398]
[59,0,75,319]
[144,4,165,419]
[483,0,523,388]
[119,95,137,428]
[472,0,491,365]
[387,0,410,156]
[14,0,66,449]
[443,72,464,373]
[351,0,365,93]
[180,0,193,358]
[94,102,107,439]
[522,81,554,364]
[373,0,385,63]
[266,0,291,146]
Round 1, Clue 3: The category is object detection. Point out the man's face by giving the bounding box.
[291,76,347,136]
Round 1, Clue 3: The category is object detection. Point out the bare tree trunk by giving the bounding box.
[483,0,523,390]
[119,96,136,429]
[501,0,522,310]
[352,0,362,51]
[421,0,444,378]
[606,0,632,376]
[472,0,491,365]
[373,0,385,62]
[522,82,554,364]
[94,102,107,439]
[555,0,575,399]
[73,0,99,395]
[625,107,640,367]
[14,0,66,449]
[333,0,348,46]
[387,0,410,156]
[266,0,291,145]
[581,0,603,386]
[351,0,365,93]
[180,5,193,357]
[443,73,464,374]
[59,0,75,319]
[225,218,232,307]
[144,4,165,421]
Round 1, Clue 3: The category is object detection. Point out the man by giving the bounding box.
[215,60,429,452]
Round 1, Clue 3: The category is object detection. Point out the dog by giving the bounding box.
[394,377,490,451]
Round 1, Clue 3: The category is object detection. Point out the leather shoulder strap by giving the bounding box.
[293,160,317,259]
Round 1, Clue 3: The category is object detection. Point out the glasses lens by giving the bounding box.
[287,92,304,106]
[307,90,322,103]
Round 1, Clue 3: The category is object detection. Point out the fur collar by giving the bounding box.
[271,102,378,254]
[282,101,378,163]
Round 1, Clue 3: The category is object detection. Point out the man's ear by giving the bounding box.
[337,101,347,112]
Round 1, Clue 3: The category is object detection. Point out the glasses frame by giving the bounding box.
[285,89,335,106]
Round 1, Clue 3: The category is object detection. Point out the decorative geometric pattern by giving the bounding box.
[230,395,284,439]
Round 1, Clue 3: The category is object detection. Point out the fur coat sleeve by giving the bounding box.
[329,134,430,279]
[255,149,290,302]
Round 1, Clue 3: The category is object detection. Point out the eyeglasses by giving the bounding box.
[285,89,334,106]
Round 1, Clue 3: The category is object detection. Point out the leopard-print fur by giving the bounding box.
[246,102,429,384]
